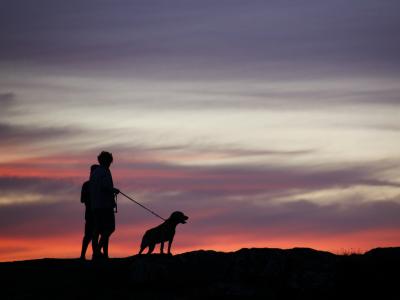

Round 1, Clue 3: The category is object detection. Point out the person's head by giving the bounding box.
[97,151,113,168]
[90,164,99,175]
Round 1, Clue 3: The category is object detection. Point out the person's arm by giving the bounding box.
[80,182,88,203]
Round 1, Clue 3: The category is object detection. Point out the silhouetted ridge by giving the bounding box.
[1,247,399,299]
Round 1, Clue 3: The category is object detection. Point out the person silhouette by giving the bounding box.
[90,151,119,260]
[80,164,99,260]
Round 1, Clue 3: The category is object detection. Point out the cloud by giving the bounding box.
[0,152,396,207]
[115,141,316,163]
[1,0,399,78]
[2,149,397,204]
[0,123,89,162]
[0,123,81,146]
[0,92,16,116]
[189,198,400,235]
[0,154,398,259]
[115,167,400,236]
[0,176,77,197]
[0,246,29,255]
[0,192,399,253]
[0,91,85,152]
[0,92,14,105]
[0,201,82,237]
[174,82,400,111]
[115,159,399,199]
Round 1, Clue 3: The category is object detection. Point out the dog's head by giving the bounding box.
[169,211,189,224]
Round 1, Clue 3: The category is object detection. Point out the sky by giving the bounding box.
[0,0,399,261]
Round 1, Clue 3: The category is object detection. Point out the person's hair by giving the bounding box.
[97,151,113,166]
[90,164,99,174]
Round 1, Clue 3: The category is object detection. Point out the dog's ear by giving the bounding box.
[170,211,181,218]
[169,211,177,219]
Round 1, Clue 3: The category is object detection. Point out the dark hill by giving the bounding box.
[1,247,399,299]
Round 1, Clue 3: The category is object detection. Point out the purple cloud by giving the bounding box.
[1,1,399,78]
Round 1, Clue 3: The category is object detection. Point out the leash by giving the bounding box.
[114,193,118,213]
[119,191,166,221]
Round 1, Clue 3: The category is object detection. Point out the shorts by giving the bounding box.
[84,218,94,237]
[93,208,115,235]
[84,209,93,236]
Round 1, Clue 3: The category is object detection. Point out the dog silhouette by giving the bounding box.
[139,211,188,255]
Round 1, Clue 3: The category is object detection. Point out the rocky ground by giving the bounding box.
[1,247,399,299]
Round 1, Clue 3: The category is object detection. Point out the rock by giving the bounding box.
[1,247,399,299]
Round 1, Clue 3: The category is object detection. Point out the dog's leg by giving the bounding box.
[148,243,155,254]
[139,237,147,254]
[139,245,145,255]
[160,241,164,254]
[167,238,173,255]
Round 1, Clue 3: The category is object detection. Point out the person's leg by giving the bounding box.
[80,220,93,259]
[80,235,91,259]
[91,210,102,260]
[99,233,110,258]
[102,209,115,259]
[92,232,101,259]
